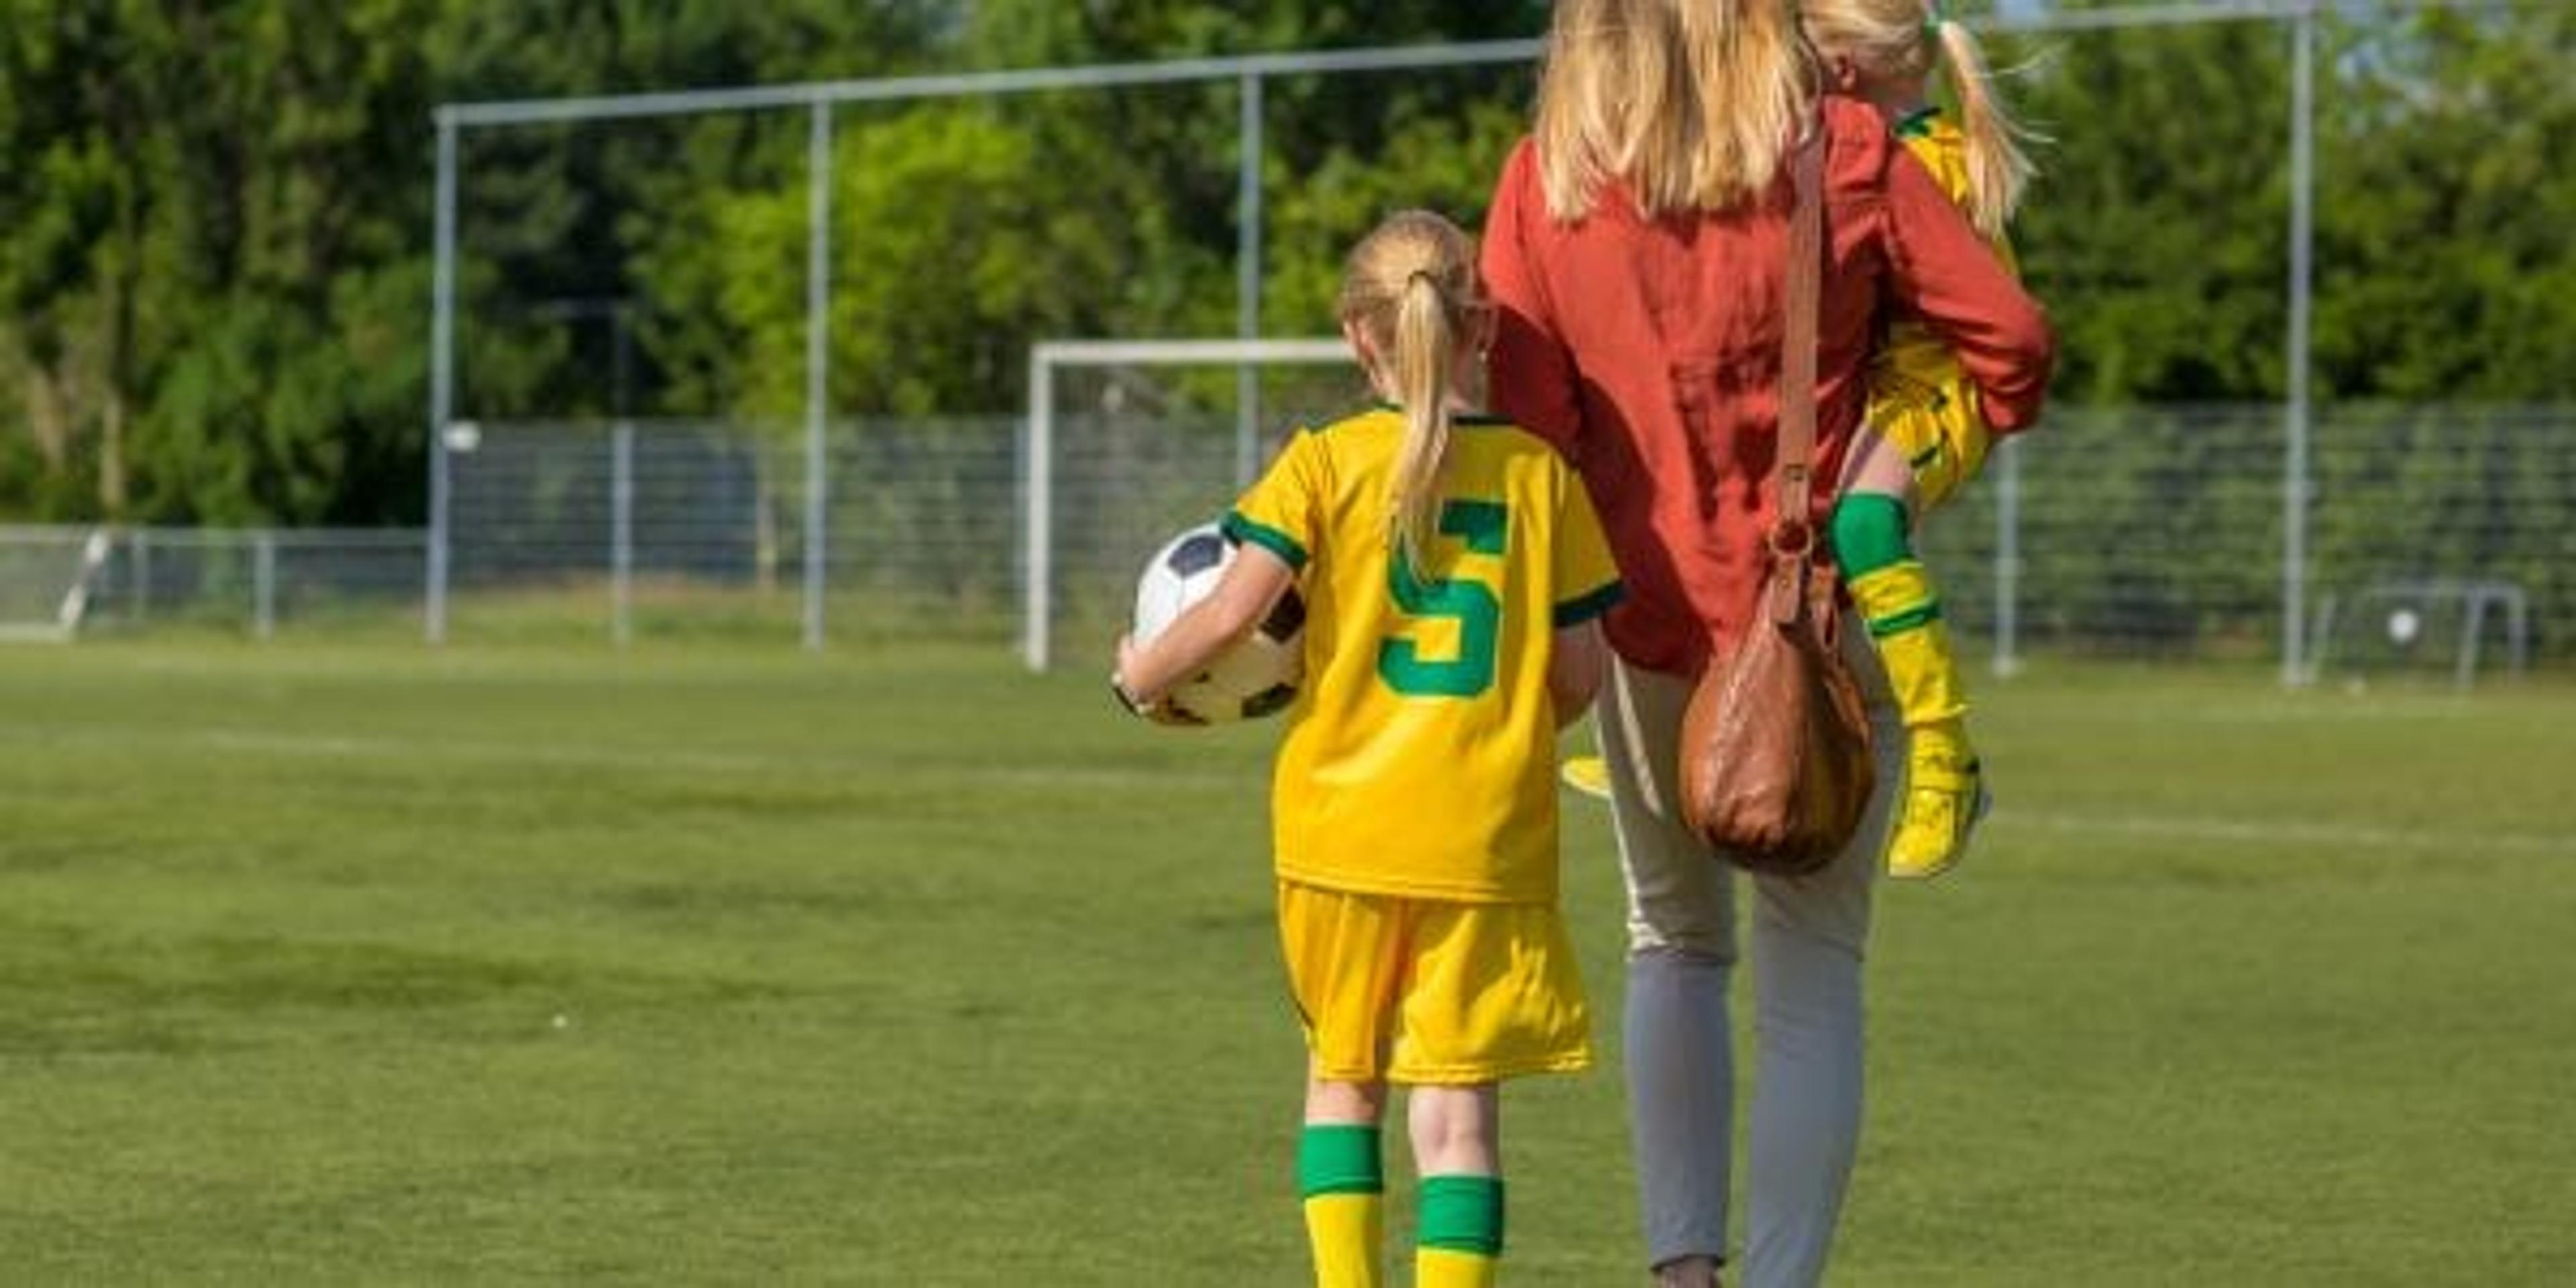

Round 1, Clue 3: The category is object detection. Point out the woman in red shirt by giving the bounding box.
[1481,1,2053,1284]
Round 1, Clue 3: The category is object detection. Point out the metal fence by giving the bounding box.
[439,411,1267,650]
[425,2,2366,659]
[441,417,1022,645]
[0,527,429,639]
[447,402,2571,678]
[9,403,2565,683]
[1927,405,2571,682]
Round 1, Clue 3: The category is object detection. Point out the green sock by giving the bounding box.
[1828,492,1912,579]
[1300,1125,1385,1288]
[1416,1173,1505,1257]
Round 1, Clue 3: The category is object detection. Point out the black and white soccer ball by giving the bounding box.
[1132,522,1305,722]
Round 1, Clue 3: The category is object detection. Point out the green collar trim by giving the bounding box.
[1370,400,1511,427]
[1894,105,1943,140]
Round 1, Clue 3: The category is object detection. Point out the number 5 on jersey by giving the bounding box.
[1379,500,1507,698]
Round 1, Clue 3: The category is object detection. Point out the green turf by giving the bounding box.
[1,642,2570,1284]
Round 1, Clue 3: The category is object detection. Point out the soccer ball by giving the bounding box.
[2385,607,2422,647]
[1131,522,1305,723]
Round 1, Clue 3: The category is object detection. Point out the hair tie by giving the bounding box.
[1923,0,1946,36]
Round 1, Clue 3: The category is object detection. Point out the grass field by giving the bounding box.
[2,641,2571,1285]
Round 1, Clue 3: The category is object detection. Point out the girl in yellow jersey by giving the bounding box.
[1804,0,2040,879]
[1114,209,1622,1288]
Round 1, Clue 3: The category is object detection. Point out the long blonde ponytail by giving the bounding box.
[1339,211,1479,576]
[1802,0,2037,239]
[1933,13,2035,239]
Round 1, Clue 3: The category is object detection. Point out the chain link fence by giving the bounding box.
[5,403,2566,683]
[442,417,1026,645]
[448,400,2573,682]
[0,527,427,640]
[1923,405,2569,684]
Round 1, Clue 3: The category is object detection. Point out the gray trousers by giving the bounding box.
[1595,624,1904,1287]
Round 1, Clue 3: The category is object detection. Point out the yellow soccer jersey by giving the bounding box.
[1878,108,2022,413]
[1896,108,2018,270]
[1222,407,1621,905]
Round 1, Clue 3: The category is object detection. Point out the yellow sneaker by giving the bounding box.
[1887,722,1988,880]
[1560,755,1613,801]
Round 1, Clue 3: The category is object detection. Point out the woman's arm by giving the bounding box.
[1878,148,2055,433]
[1114,543,1297,711]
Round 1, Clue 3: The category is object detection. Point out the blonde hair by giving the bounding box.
[1801,0,2036,238]
[1339,211,1481,576]
[1532,0,1816,221]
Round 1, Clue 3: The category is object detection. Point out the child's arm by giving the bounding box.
[1548,619,1607,729]
[1114,543,1298,714]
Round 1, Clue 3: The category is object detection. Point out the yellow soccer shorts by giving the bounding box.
[1277,879,1592,1086]
[1867,361,1993,513]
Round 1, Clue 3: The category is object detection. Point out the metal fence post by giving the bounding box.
[2282,4,2317,686]
[612,423,635,647]
[1236,71,1265,488]
[802,99,833,653]
[428,110,458,645]
[1025,350,1055,672]
[254,531,277,640]
[132,530,151,623]
[1994,437,2023,678]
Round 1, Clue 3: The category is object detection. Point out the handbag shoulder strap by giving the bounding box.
[1764,125,1827,626]
[1776,124,1826,535]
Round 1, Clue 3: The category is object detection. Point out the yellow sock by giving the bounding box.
[1415,1245,1499,1288]
[1847,559,1969,731]
[1304,1193,1384,1288]
[1850,559,1987,877]
[1299,1124,1383,1288]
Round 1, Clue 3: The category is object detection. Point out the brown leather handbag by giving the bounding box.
[1676,129,1877,875]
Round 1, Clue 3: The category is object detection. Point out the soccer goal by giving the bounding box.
[0,527,113,643]
[1022,337,1359,671]
[2304,578,2532,690]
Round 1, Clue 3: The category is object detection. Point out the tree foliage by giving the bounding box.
[0,1,2565,524]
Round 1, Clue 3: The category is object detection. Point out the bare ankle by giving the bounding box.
[1654,1254,1721,1287]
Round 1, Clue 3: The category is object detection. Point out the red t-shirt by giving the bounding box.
[1481,96,2054,676]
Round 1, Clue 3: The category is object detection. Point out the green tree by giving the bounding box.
[2008,18,2296,403]
[424,0,946,423]
[0,0,160,517]
[2315,1,2576,399]
[648,1,1551,419]
[133,0,447,524]
[2,1,2567,531]
[0,0,449,523]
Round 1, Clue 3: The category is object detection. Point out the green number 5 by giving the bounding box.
[1379,500,1508,698]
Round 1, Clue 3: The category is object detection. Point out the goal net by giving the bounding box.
[2305,578,2531,690]
[1023,338,1364,670]
[0,527,112,643]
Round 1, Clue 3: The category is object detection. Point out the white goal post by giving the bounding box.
[1023,337,1350,671]
[0,527,113,643]
[2304,578,2531,690]
[0,525,114,641]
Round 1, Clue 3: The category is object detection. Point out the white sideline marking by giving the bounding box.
[1998,810,2573,858]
